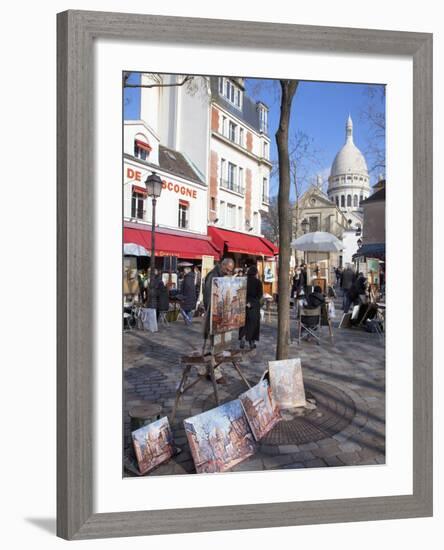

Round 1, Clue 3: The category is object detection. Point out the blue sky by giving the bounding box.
[245,79,385,196]
[124,74,385,199]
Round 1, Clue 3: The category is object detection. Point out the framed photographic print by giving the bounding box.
[57,10,432,540]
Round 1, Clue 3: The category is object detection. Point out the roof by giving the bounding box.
[299,185,335,208]
[361,188,386,204]
[208,226,278,256]
[372,178,386,189]
[352,242,385,260]
[158,145,204,185]
[328,116,369,181]
[209,77,266,135]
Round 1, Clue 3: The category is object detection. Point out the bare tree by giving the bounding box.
[265,131,322,265]
[261,195,280,244]
[360,85,386,176]
[123,72,194,89]
[276,80,299,360]
[288,132,323,251]
[123,72,207,110]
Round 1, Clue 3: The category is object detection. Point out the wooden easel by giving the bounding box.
[171,334,252,422]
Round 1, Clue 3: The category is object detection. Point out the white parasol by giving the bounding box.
[291,231,343,252]
[123,243,150,256]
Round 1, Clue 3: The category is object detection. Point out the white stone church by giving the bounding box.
[327,115,371,233]
[296,115,372,267]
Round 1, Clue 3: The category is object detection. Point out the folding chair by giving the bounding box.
[123,311,132,331]
[158,310,169,327]
[298,306,322,345]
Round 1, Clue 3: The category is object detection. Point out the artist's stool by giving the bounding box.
[171,350,252,422]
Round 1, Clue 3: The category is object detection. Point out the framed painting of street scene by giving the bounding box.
[122,69,388,479]
[57,10,432,540]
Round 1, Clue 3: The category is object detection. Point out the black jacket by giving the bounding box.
[246,276,263,307]
[181,271,197,311]
[306,291,325,309]
[147,276,169,311]
[341,268,355,290]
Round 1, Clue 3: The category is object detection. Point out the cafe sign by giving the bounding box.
[126,167,198,199]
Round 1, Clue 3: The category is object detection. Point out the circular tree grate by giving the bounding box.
[261,379,356,445]
[202,377,356,446]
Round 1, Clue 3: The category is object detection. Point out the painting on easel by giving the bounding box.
[184,399,256,473]
[210,277,247,335]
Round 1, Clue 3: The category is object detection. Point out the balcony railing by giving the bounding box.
[220,178,245,195]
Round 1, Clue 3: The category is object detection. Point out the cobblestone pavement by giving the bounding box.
[123,301,385,476]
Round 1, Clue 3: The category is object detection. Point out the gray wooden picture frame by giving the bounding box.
[57,10,433,540]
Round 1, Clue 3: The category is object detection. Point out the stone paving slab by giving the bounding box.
[123,300,385,476]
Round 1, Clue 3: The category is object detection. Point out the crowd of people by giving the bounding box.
[334,265,368,313]
[127,256,385,365]
[136,265,201,324]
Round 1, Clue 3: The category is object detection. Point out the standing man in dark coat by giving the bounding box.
[340,264,356,313]
[239,265,263,349]
[180,267,197,324]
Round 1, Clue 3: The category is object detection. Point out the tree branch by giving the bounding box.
[124,75,193,89]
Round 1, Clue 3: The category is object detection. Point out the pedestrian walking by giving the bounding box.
[335,266,342,286]
[180,267,197,325]
[239,265,263,350]
[340,264,356,313]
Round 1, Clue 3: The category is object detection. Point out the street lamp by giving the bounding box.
[301,218,309,234]
[145,172,163,293]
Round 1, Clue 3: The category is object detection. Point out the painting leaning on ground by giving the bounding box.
[122,71,386,477]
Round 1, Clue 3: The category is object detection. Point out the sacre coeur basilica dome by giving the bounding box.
[327,115,371,228]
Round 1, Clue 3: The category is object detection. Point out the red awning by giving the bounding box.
[261,238,279,255]
[132,184,147,195]
[208,226,278,256]
[124,226,220,259]
[135,139,152,152]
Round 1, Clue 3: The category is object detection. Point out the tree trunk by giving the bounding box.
[275,80,299,360]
